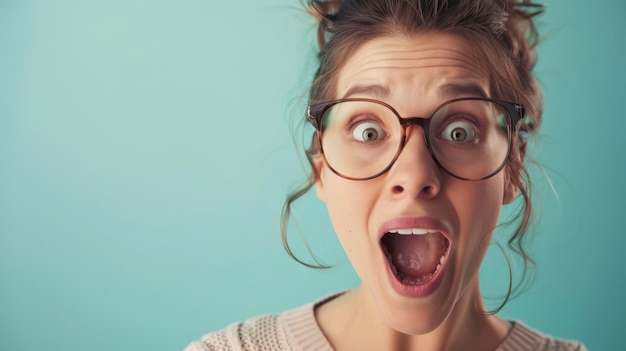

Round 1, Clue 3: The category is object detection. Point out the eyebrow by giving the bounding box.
[440,82,488,99]
[342,84,390,99]
[342,82,488,101]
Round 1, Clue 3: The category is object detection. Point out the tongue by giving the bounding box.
[382,233,447,278]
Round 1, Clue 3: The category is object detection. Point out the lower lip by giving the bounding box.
[383,250,448,298]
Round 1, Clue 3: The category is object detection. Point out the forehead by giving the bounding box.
[336,32,491,103]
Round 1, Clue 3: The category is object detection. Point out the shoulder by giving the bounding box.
[183,293,339,351]
[183,314,290,351]
[499,321,588,351]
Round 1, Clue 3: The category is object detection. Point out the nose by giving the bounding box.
[385,126,441,199]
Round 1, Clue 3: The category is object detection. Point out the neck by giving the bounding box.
[316,283,511,351]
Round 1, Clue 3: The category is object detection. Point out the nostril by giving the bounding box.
[392,185,404,194]
[421,185,438,197]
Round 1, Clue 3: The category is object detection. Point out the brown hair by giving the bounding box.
[281,0,545,304]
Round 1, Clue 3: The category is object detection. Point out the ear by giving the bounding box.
[313,157,326,203]
[503,145,525,205]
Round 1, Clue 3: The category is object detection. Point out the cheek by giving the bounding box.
[320,170,381,270]
[449,175,505,260]
[442,176,506,298]
[323,179,375,239]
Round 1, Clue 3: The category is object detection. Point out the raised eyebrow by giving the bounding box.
[440,82,489,99]
[342,84,390,99]
[342,83,487,100]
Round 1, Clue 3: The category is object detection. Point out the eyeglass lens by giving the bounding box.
[319,99,511,180]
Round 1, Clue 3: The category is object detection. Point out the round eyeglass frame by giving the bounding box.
[306,97,526,181]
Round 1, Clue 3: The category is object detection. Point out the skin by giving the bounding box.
[313,32,520,351]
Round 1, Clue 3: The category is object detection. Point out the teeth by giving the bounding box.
[431,253,446,274]
[387,228,437,235]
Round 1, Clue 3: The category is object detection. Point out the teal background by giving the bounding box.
[0,1,623,350]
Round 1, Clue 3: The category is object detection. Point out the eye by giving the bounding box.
[440,120,478,143]
[352,122,385,142]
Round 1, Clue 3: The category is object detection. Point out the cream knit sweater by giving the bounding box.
[184,294,586,351]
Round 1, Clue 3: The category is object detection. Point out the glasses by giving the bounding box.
[307,97,525,181]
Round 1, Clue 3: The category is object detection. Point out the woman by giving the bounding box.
[186,0,586,350]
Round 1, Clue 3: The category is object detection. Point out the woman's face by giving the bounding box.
[314,32,518,334]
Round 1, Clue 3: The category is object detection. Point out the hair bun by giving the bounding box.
[308,0,341,54]
[502,0,545,72]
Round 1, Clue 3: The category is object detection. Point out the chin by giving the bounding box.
[371,256,461,336]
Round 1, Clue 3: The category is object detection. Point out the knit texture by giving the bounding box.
[184,294,587,351]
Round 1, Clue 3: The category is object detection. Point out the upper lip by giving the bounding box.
[377,216,452,243]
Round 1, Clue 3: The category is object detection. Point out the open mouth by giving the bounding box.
[381,228,450,285]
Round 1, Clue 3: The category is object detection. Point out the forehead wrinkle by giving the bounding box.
[337,34,489,102]
[348,57,480,74]
[343,35,481,71]
[351,44,479,63]
[344,55,481,82]
[343,63,486,95]
[351,63,481,73]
